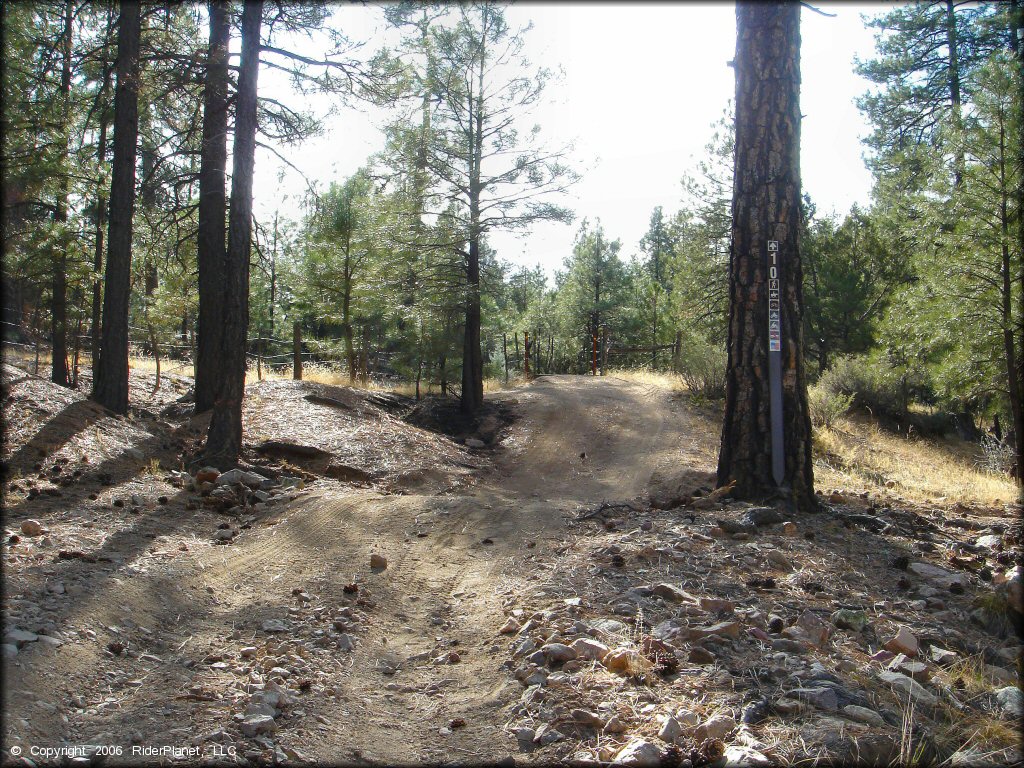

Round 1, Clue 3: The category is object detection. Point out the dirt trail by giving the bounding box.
[204,374,696,764]
[4,374,709,765]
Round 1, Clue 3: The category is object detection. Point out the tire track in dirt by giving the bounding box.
[4,375,697,764]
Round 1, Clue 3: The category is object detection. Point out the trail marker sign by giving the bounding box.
[767,240,784,486]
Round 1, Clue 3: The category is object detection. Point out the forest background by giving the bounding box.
[2,1,1021,483]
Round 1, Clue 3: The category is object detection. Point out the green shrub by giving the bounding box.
[816,354,921,418]
[808,383,854,428]
[676,335,727,400]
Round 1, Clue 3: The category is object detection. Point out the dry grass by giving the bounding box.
[605,368,687,393]
[248,360,524,397]
[813,415,1016,506]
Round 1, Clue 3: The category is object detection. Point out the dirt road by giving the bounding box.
[3,374,716,765]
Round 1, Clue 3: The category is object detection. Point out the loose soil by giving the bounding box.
[1,366,1020,766]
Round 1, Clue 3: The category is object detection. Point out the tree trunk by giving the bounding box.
[945,0,965,187]
[717,3,815,511]
[342,281,355,383]
[92,106,109,371]
[292,321,302,380]
[502,332,508,383]
[51,0,74,388]
[1010,0,1024,492]
[998,105,1024,490]
[194,0,230,412]
[460,21,486,415]
[71,311,83,388]
[204,0,261,469]
[92,0,141,415]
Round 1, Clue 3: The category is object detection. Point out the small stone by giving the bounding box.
[262,619,289,633]
[842,705,886,726]
[590,618,630,637]
[244,702,278,719]
[870,649,896,663]
[773,697,802,715]
[765,550,794,572]
[743,507,783,527]
[698,597,735,613]
[5,628,39,647]
[767,614,785,633]
[240,647,258,658]
[781,521,798,536]
[883,625,919,657]
[674,709,700,727]
[657,715,681,743]
[652,583,689,603]
[995,686,1023,719]
[240,715,277,737]
[195,467,220,483]
[603,647,651,675]
[20,519,44,536]
[369,553,387,570]
[887,654,931,683]
[499,617,520,634]
[907,561,970,590]
[689,621,741,640]
[513,727,536,743]
[831,609,868,633]
[2,644,17,659]
[694,714,735,742]
[465,438,486,449]
[789,687,839,712]
[796,610,831,648]
[723,746,771,766]
[541,643,577,665]
[570,637,610,661]
[535,724,564,745]
[572,709,605,728]
[611,738,663,766]
[603,715,627,733]
[216,469,265,488]
[878,670,937,706]
[688,646,716,664]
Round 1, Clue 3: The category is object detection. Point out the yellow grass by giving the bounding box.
[605,367,688,393]
[813,415,1016,506]
[246,360,524,397]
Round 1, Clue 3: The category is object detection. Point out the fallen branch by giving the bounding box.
[575,501,637,521]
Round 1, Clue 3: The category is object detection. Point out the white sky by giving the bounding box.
[253,2,885,279]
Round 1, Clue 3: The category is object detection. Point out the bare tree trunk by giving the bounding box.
[71,311,83,388]
[460,28,486,415]
[194,0,230,412]
[292,321,302,380]
[93,0,141,415]
[1009,0,1024,491]
[51,0,74,388]
[502,332,508,383]
[717,3,814,510]
[204,0,261,469]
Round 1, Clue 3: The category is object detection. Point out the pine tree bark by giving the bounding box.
[460,39,485,415]
[51,0,74,388]
[204,0,261,469]
[1013,0,1024,490]
[194,0,230,412]
[92,0,141,415]
[717,2,815,510]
